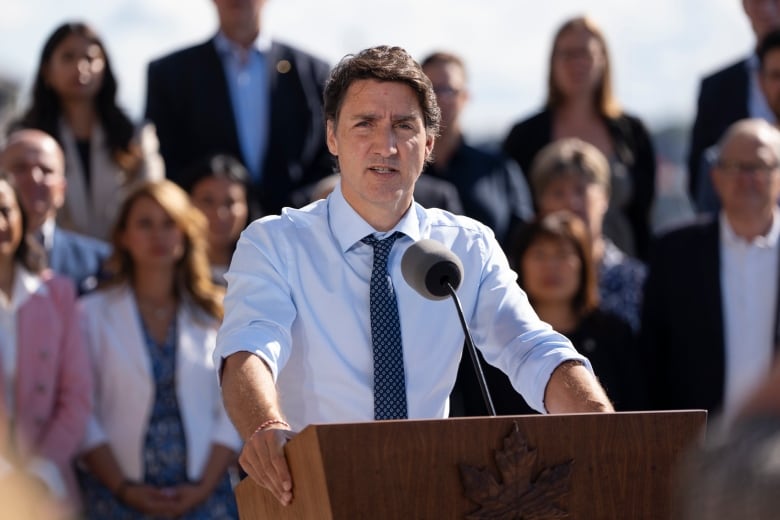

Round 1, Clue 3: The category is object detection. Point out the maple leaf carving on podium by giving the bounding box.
[459,425,573,519]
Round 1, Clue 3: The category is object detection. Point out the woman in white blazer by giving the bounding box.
[78,180,240,519]
[15,21,164,241]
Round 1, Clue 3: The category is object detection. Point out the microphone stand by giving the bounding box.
[446,282,496,416]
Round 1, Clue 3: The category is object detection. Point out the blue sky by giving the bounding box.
[0,0,755,142]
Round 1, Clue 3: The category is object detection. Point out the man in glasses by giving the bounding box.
[419,52,533,251]
[688,0,780,208]
[642,118,780,421]
[695,24,780,212]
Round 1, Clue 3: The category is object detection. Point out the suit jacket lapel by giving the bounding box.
[261,41,285,183]
[109,287,153,380]
[707,219,726,403]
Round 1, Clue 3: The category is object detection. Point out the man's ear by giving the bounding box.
[425,132,435,160]
[326,119,338,157]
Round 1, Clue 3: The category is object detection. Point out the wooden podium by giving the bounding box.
[235,411,706,519]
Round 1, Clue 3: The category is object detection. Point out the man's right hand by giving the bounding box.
[239,426,296,506]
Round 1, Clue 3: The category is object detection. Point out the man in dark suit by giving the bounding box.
[643,118,780,417]
[688,0,780,202]
[696,27,780,213]
[420,51,533,250]
[145,0,332,215]
[1,129,109,294]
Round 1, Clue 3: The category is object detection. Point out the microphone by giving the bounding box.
[400,238,463,299]
[401,239,496,416]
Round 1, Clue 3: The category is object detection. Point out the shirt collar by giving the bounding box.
[39,218,56,251]
[747,53,759,73]
[328,181,421,253]
[720,206,780,248]
[0,264,44,311]
[213,29,272,58]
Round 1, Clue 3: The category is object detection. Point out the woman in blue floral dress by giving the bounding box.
[78,180,241,518]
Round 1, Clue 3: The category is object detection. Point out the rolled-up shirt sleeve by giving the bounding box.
[215,219,295,382]
[467,231,593,413]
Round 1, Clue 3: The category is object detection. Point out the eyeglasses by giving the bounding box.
[715,160,780,177]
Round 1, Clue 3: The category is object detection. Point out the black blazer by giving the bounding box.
[640,216,726,413]
[502,108,656,260]
[145,38,332,215]
[687,58,750,198]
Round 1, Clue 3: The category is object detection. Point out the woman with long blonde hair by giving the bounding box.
[77,179,239,518]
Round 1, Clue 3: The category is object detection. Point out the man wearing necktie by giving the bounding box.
[215,45,614,507]
[145,0,332,216]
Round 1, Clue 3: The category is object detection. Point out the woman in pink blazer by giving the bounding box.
[0,174,93,516]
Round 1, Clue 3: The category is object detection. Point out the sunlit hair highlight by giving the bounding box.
[101,179,223,321]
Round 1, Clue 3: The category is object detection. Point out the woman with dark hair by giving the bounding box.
[502,15,656,261]
[515,211,641,410]
[15,21,164,241]
[0,173,92,517]
[182,154,259,286]
[453,211,642,416]
[529,138,646,333]
[77,180,239,518]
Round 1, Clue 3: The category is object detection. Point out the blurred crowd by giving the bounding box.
[2,0,780,518]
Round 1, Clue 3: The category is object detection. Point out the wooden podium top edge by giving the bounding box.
[293,409,708,433]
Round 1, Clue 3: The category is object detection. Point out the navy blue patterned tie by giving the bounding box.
[363,232,408,420]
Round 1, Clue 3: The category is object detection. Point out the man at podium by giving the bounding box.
[215,45,614,506]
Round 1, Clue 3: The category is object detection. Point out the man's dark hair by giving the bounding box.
[323,45,440,136]
[758,28,780,70]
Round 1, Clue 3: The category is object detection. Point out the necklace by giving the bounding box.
[137,301,176,321]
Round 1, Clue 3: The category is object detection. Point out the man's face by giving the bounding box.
[744,0,780,41]
[423,61,468,133]
[326,79,434,226]
[213,0,266,30]
[0,132,66,231]
[712,128,780,218]
[760,47,780,118]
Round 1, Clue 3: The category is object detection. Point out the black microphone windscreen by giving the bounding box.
[401,239,464,300]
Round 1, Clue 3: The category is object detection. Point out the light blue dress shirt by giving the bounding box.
[216,182,591,430]
[213,32,270,181]
[747,54,777,124]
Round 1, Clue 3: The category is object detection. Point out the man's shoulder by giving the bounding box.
[249,200,329,235]
[270,40,330,68]
[458,141,514,170]
[700,56,750,89]
[269,39,311,57]
[656,215,717,247]
[421,205,491,236]
[55,227,111,257]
